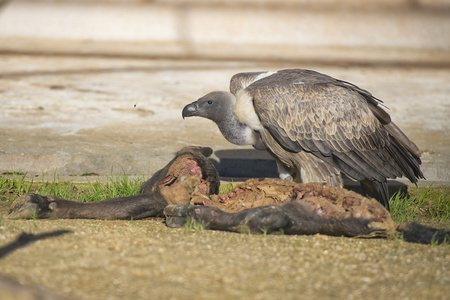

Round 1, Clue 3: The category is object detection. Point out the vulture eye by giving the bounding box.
[207,100,213,105]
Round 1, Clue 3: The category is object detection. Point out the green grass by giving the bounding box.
[82,174,143,202]
[389,186,449,226]
[0,172,144,204]
[184,217,208,233]
[0,173,33,196]
[219,181,236,194]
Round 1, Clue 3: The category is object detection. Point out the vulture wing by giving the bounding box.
[239,69,423,200]
[230,71,344,187]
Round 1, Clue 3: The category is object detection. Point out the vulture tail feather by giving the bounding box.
[386,140,424,183]
[385,122,421,159]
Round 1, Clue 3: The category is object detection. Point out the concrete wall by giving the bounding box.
[0,0,449,65]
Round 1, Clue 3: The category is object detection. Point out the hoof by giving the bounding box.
[164,205,190,227]
[8,194,53,219]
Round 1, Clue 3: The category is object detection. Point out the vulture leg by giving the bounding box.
[360,179,390,211]
[274,157,297,182]
[164,201,379,237]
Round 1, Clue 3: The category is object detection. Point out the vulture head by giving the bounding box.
[182,91,266,149]
[182,91,235,123]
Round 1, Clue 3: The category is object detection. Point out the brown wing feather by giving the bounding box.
[332,77,421,159]
[244,69,423,183]
[250,77,387,153]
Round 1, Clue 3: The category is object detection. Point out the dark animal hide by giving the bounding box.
[8,147,448,244]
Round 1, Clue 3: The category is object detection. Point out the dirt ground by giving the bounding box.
[0,200,449,300]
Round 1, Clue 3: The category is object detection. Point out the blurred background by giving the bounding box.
[1,0,448,64]
[0,0,449,184]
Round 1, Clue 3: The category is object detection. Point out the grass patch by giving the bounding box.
[0,173,144,204]
[0,173,33,197]
[389,186,449,227]
[219,181,236,194]
[184,217,208,233]
[83,174,143,202]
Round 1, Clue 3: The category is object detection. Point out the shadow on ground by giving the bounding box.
[0,230,72,259]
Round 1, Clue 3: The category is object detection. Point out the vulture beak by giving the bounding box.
[182,101,199,119]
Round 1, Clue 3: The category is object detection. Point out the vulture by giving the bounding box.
[182,69,424,210]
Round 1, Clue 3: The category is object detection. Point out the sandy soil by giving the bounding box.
[0,200,449,300]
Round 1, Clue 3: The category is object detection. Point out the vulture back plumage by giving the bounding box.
[183,69,424,210]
